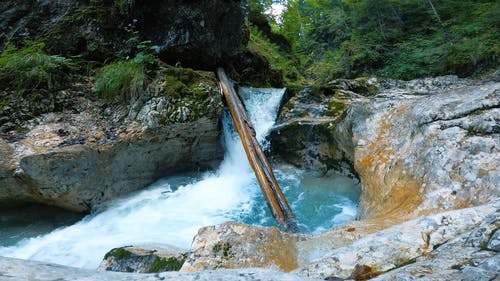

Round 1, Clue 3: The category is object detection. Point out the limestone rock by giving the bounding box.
[269,86,355,174]
[0,256,322,281]
[371,208,500,281]
[181,222,302,272]
[272,76,499,222]
[174,202,498,280]
[343,78,499,220]
[98,244,188,273]
[295,202,498,280]
[0,68,224,212]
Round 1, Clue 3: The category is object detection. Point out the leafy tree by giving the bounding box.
[266,0,499,81]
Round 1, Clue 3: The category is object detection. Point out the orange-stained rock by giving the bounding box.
[181,222,300,272]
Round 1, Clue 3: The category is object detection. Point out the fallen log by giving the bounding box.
[217,68,298,232]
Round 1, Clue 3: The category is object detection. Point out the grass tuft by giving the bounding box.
[0,41,78,94]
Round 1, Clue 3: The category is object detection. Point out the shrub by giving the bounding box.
[0,41,77,93]
[249,26,303,85]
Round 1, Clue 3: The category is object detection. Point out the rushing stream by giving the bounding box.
[0,88,361,269]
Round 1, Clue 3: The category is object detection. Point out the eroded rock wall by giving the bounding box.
[272,76,499,222]
[0,67,224,212]
[343,77,499,220]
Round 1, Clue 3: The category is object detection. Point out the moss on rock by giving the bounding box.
[326,101,347,117]
[104,248,133,260]
[149,256,186,273]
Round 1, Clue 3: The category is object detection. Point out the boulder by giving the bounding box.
[174,202,499,279]
[0,0,248,68]
[181,222,302,272]
[0,66,224,212]
[99,244,188,273]
[269,85,358,174]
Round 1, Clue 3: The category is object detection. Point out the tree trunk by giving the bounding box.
[217,68,298,232]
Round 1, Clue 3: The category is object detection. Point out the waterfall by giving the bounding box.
[0,88,360,269]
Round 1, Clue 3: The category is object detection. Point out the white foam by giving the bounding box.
[0,88,286,268]
[0,88,360,268]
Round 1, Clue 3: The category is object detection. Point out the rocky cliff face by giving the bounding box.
[0,66,224,212]
[0,0,248,68]
[271,75,499,222]
[340,76,499,220]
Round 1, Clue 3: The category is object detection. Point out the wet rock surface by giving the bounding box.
[344,77,499,220]
[180,202,498,279]
[1,75,498,281]
[0,67,224,212]
[269,79,377,174]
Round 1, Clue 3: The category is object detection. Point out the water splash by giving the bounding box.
[0,88,360,268]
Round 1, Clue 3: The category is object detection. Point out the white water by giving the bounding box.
[0,88,360,269]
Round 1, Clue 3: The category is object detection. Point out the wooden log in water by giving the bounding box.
[217,68,298,232]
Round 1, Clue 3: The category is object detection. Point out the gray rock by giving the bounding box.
[0,68,224,212]
[486,229,500,252]
[370,208,500,281]
[272,76,499,222]
[181,222,303,272]
[294,202,498,280]
[343,78,500,220]
[0,256,320,281]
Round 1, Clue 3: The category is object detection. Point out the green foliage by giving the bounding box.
[93,30,159,99]
[0,42,77,93]
[93,57,144,100]
[276,0,499,80]
[326,100,346,117]
[249,25,303,85]
[0,98,8,115]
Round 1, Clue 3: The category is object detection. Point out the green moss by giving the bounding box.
[212,242,232,258]
[222,243,232,258]
[104,248,133,260]
[212,243,222,254]
[161,67,215,100]
[387,257,417,272]
[165,68,196,84]
[0,98,8,115]
[149,256,185,273]
[326,101,346,117]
